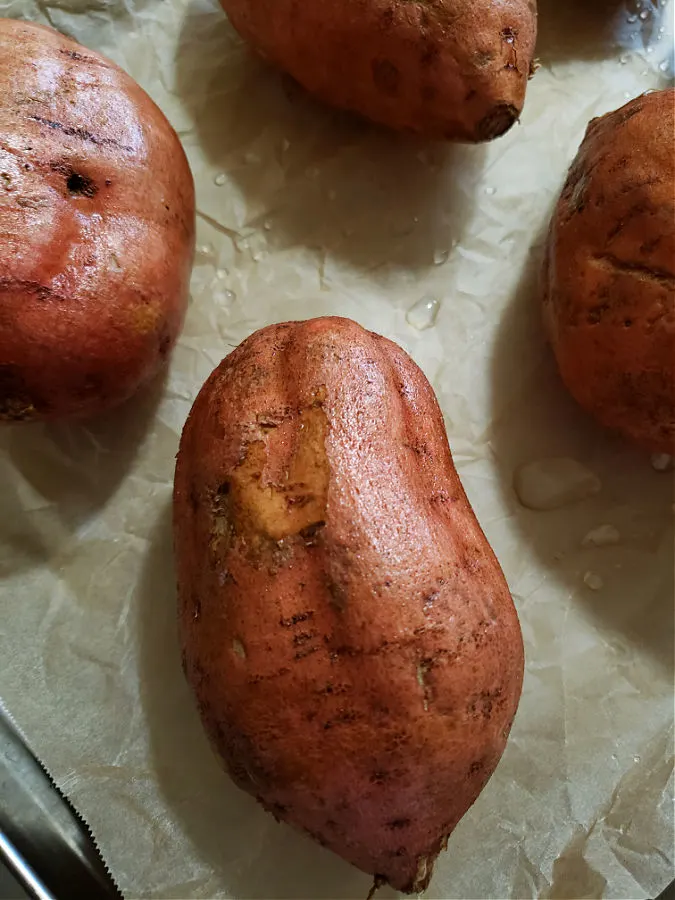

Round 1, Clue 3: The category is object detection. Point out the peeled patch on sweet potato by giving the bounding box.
[219,0,538,141]
[543,89,675,454]
[0,19,195,422]
[174,317,524,893]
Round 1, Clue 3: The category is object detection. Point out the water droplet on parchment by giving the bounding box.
[582,525,621,548]
[433,248,449,266]
[651,452,673,471]
[406,295,440,331]
[514,458,601,511]
[583,571,604,591]
[214,173,226,186]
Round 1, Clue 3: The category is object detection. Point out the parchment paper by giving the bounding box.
[0,0,673,897]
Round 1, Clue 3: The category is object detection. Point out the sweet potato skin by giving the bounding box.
[219,0,537,141]
[174,317,524,893]
[0,19,195,421]
[543,89,675,454]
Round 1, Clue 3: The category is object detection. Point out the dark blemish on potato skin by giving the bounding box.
[372,59,401,97]
[387,817,411,829]
[293,630,317,646]
[420,42,438,66]
[294,644,320,661]
[28,115,133,152]
[381,7,395,27]
[476,103,519,141]
[475,49,495,67]
[50,161,98,197]
[280,610,314,627]
[158,334,172,357]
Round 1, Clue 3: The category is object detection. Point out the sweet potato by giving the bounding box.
[219,0,538,141]
[0,19,195,421]
[174,317,524,893]
[543,89,675,454]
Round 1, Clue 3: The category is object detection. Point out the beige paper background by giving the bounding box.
[0,0,673,897]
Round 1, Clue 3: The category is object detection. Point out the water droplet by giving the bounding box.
[651,452,673,471]
[197,243,215,260]
[633,754,641,764]
[406,295,440,331]
[611,753,618,761]
[263,220,272,231]
[433,248,449,265]
[646,44,654,53]
[619,53,631,64]
[627,12,638,23]
[659,60,669,71]
[215,268,227,280]
[582,524,621,548]
[639,8,650,19]
[514,458,601,511]
[252,250,265,262]
[485,185,497,196]
[583,571,604,591]
[223,289,236,303]
[214,173,226,186]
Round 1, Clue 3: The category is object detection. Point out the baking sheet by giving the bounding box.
[0,0,673,897]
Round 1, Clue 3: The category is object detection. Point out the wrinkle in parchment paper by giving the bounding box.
[0,0,673,897]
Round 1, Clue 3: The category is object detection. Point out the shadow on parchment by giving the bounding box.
[174,2,487,283]
[0,368,165,577]
[137,503,399,900]
[488,216,675,675]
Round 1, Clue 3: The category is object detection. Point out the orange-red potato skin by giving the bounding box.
[543,89,675,454]
[174,317,524,893]
[220,0,537,141]
[0,18,195,422]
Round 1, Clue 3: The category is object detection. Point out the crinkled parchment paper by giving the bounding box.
[0,0,673,897]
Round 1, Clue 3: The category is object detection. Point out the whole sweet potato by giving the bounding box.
[175,317,524,893]
[543,89,675,454]
[0,19,195,422]
[220,0,538,141]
